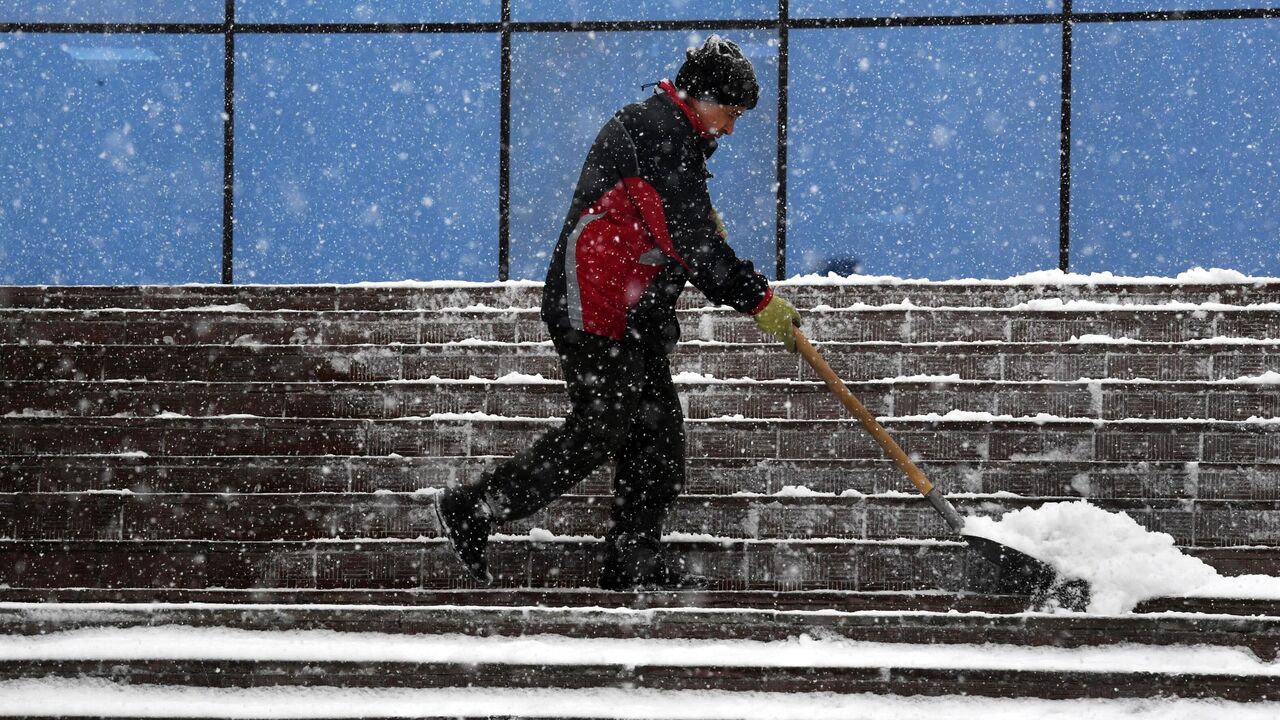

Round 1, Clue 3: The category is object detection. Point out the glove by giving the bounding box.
[752,293,801,352]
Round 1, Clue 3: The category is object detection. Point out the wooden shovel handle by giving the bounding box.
[793,327,936,497]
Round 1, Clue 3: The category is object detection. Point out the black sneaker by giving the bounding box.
[598,534,709,591]
[434,485,494,585]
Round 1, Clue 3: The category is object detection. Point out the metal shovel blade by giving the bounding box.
[963,533,1091,610]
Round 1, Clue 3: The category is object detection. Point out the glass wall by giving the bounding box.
[0,1,221,22]
[3,7,1279,284]
[1078,1,1278,9]
[509,30,778,281]
[1072,19,1280,275]
[235,33,499,283]
[787,25,1061,279]
[235,0,498,23]
[0,33,224,284]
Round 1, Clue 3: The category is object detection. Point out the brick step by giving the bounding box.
[3,656,1274,701]
[0,539,1270,593]
[2,600,1275,658]
[8,379,1280,422]
[0,587,1269,618]
[7,455,1278,500]
[0,587,1265,617]
[2,492,1274,547]
[6,306,1280,345]
[7,341,1278,383]
[6,416,1280,463]
[5,281,1279,311]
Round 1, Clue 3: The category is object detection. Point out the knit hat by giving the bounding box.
[674,35,759,109]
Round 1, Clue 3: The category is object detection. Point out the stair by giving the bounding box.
[2,279,1278,714]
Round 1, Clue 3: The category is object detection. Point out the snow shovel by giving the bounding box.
[793,327,1089,608]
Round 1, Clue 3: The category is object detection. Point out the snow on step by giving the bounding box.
[1,625,1274,676]
[2,680,1277,719]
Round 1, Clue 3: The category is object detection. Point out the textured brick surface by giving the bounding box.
[4,283,1279,599]
[7,281,1280,311]
[6,341,1277,384]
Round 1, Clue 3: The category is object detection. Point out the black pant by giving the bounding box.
[479,327,685,540]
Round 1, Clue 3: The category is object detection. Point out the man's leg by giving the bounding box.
[599,342,706,590]
[608,342,686,540]
[436,328,644,583]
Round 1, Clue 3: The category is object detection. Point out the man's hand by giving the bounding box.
[752,293,802,352]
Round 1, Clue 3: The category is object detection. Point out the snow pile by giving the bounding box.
[963,501,1280,614]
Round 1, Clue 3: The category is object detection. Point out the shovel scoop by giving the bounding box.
[793,328,1090,610]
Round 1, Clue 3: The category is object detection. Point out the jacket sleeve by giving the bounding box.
[633,142,772,315]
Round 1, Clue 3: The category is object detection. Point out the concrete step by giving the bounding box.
[0,587,1270,618]
[5,416,1280,464]
[5,280,1279,311]
[7,379,1280,422]
[0,599,1273,657]
[6,455,1278,500]
[3,492,1274,547]
[6,305,1280,345]
[0,538,1271,594]
[3,655,1274,701]
[7,340,1278,383]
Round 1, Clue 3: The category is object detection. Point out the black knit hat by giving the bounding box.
[674,35,759,109]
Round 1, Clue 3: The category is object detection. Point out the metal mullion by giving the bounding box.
[509,19,780,33]
[222,0,236,284]
[776,0,789,281]
[0,23,223,33]
[788,14,1062,29]
[1060,2,1074,273]
[1075,9,1280,23]
[234,22,501,34]
[499,2,512,282]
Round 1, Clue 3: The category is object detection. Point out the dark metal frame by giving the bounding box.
[4,4,1277,283]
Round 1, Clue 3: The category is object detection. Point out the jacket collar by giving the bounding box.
[658,79,714,140]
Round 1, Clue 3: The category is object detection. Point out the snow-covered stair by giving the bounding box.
[2,277,1279,714]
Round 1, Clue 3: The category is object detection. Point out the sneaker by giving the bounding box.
[434,485,494,585]
[598,534,709,591]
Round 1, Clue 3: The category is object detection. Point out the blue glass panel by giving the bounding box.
[0,33,223,284]
[512,1,773,22]
[1072,20,1280,275]
[236,0,498,23]
[788,26,1060,279]
[509,31,778,281]
[235,34,499,282]
[0,1,221,23]
[1078,1,1278,10]
[793,1,1061,18]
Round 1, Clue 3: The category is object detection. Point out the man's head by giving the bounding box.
[675,35,758,136]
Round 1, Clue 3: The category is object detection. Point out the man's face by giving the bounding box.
[692,100,748,137]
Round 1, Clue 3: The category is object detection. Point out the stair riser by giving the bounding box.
[6,418,1280,465]
[7,344,1275,384]
[2,495,1275,546]
[8,309,1280,345]
[0,542,1270,593]
[8,382,1280,422]
[8,458,1279,500]
[0,541,990,593]
[2,604,1273,659]
[6,283,1278,310]
[0,660,1270,701]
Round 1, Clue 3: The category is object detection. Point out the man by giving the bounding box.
[436,35,801,591]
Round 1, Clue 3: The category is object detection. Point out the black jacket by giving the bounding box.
[541,81,772,351]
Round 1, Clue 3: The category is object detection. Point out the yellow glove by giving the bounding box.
[752,293,801,352]
[710,209,728,241]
